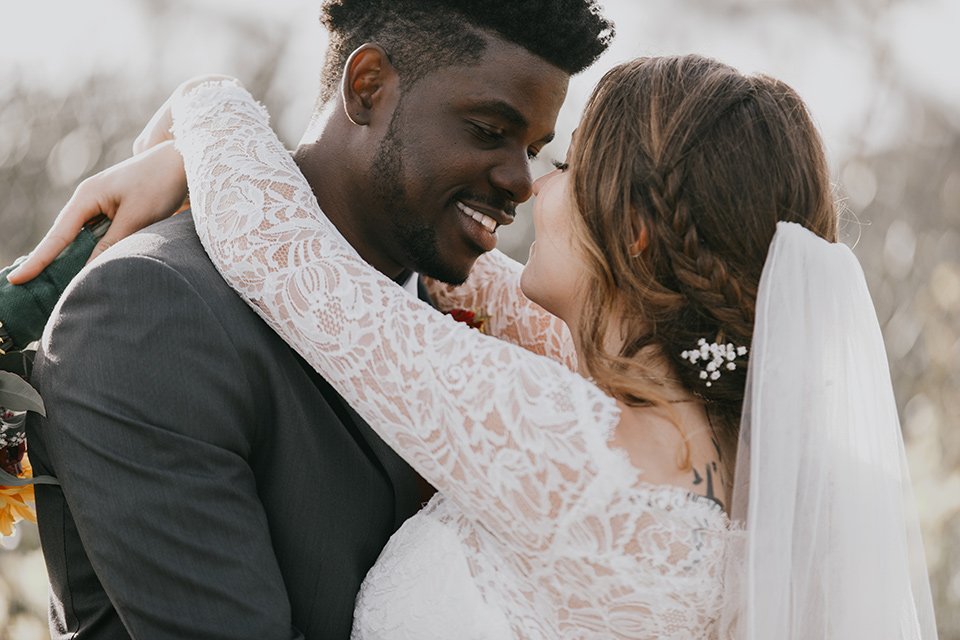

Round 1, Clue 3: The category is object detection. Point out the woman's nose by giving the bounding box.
[532,168,560,197]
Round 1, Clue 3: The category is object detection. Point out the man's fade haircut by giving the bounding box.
[317,0,614,107]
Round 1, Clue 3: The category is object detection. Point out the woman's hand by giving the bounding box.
[6,75,238,284]
[132,74,238,155]
[7,141,187,284]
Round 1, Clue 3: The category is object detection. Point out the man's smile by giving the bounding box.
[455,201,500,232]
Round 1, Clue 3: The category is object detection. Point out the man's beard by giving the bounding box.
[369,105,469,286]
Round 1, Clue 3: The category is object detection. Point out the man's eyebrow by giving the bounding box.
[473,101,555,143]
[473,100,528,130]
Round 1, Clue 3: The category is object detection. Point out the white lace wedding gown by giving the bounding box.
[173,82,729,639]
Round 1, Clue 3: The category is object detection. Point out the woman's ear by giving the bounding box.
[341,44,396,126]
[629,224,650,258]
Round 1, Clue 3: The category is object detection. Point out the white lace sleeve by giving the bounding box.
[172,82,621,550]
[425,250,578,371]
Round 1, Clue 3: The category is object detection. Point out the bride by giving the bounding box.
[12,55,938,637]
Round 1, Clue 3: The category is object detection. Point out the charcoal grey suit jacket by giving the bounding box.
[27,212,422,639]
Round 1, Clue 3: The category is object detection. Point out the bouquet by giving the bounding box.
[0,344,45,539]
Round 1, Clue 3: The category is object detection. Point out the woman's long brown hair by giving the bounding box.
[569,55,838,466]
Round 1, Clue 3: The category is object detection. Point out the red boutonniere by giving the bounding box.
[447,308,489,333]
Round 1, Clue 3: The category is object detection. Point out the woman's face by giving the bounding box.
[520,165,588,324]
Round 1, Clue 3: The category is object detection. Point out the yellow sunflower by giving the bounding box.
[0,453,37,541]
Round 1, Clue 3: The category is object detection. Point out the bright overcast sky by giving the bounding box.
[2,0,958,161]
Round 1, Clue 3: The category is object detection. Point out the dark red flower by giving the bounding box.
[0,443,25,477]
[447,308,488,333]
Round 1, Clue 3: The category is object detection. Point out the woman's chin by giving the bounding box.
[519,265,536,303]
[519,270,556,317]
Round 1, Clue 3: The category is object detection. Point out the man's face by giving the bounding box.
[363,38,569,285]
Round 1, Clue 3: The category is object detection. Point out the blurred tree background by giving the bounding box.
[1,0,957,637]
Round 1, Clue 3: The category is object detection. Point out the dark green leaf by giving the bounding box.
[0,371,45,415]
[0,349,33,379]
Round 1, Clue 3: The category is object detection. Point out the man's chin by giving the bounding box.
[415,254,477,287]
[422,264,471,287]
[393,223,478,286]
[433,274,470,287]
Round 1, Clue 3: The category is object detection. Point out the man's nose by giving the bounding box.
[489,152,534,204]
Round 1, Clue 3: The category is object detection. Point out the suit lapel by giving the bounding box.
[361,275,437,520]
[301,276,436,526]
[339,401,420,524]
[372,276,436,519]
[416,276,436,310]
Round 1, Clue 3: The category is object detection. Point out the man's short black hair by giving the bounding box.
[317,0,615,106]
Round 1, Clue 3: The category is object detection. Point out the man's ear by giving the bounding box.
[341,44,396,126]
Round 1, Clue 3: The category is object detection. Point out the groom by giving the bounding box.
[25,1,612,639]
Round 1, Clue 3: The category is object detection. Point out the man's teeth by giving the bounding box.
[456,202,497,232]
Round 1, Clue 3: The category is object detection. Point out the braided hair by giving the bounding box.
[316,0,614,106]
[569,55,838,459]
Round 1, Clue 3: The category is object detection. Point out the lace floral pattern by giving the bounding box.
[424,251,578,371]
[174,82,729,639]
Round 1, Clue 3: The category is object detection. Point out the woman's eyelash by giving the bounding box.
[552,160,569,171]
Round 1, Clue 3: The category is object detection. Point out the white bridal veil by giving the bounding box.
[721,222,938,639]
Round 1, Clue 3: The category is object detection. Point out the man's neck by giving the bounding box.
[292,138,407,281]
